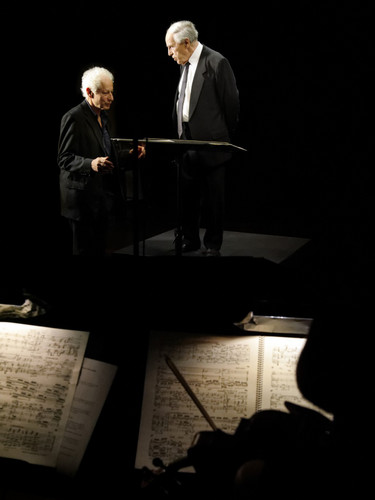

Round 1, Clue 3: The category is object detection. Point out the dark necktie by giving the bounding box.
[177,62,190,138]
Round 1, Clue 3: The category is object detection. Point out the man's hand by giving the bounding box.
[129,144,146,159]
[91,156,115,174]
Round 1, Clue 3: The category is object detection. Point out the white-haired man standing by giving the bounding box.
[166,21,240,256]
[58,66,123,256]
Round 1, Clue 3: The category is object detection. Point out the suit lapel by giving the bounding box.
[189,46,207,119]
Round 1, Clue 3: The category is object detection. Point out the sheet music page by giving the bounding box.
[135,331,260,470]
[0,322,89,466]
[56,357,118,476]
[259,336,317,411]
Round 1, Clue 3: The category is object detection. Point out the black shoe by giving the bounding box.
[181,240,201,253]
[204,248,221,257]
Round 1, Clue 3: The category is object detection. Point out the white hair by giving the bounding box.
[80,66,114,97]
[166,20,199,44]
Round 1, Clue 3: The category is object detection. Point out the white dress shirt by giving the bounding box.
[178,42,203,122]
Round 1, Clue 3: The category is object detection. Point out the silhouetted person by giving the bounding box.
[230,303,371,499]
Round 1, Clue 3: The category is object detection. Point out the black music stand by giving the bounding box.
[111,138,247,256]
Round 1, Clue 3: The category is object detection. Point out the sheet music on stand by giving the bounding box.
[135,321,332,473]
[0,322,117,475]
[0,322,89,467]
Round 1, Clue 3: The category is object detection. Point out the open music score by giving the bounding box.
[0,322,117,474]
[165,355,218,431]
[135,331,332,471]
[0,322,89,466]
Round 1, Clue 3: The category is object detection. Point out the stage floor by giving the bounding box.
[115,229,310,263]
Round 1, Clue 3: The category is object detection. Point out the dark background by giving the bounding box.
[6,2,371,260]
[2,2,372,498]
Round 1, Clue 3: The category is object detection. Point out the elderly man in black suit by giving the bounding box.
[57,66,139,256]
[166,20,240,256]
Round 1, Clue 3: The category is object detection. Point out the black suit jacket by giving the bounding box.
[173,45,240,166]
[57,100,118,221]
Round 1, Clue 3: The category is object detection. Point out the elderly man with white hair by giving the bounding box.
[58,67,136,256]
[165,21,240,256]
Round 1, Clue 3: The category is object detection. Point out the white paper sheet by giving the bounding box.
[0,322,89,467]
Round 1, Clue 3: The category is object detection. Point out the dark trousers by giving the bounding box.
[181,124,226,250]
[181,155,226,250]
[68,210,108,256]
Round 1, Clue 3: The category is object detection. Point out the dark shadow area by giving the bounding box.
[6,2,371,264]
[2,1,372,498]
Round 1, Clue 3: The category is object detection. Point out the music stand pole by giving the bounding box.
[111,138,247,257]
[132,137,139,256]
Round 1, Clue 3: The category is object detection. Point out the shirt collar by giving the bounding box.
[85,99,97,116]
[188,41,203,67]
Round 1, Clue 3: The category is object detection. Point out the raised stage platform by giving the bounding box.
[114,229,310,263]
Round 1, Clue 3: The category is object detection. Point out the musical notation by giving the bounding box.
[136,333,258,469]
[0,322,89,466]
[135,331,331,471]
[260,336,307,411]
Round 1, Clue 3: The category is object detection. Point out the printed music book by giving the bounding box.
[135,330,331,471]
[0,322,117,474]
